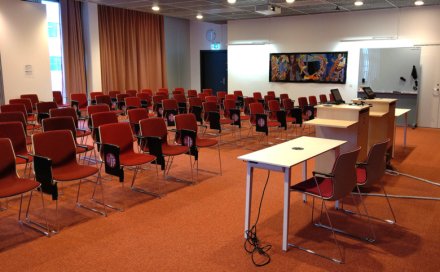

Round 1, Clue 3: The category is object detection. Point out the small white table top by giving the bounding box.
[304,118,357,128]
[369,111,387,117]
[238,136,346,168]
[315,104,369,111]
[395,108,411,117]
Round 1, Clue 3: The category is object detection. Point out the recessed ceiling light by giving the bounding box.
[286,0,295,3]
[354,1,364,6]
[196,14,203,20]
[152,5,160,11]
[414,0,424,6]
[227,0,236,4]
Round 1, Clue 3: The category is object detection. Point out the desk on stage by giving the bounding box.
[305,104,370,172]
[238,136,346,251]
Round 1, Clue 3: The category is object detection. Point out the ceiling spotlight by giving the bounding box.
[414,0,424,6]
[152,5,160,11]
[196,14,203,20]
[354,1,364,6]
[286,0,295,3]
[228,0,236,4]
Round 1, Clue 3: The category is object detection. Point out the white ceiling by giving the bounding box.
[84,0,440,23]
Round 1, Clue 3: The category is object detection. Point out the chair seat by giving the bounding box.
[162,144,189,156]
[197,137,218,147]
[268,121,281,127]
[27,123,41,130]
[0,176,40,198]
[287,117,296,123]
[75,144,94,154]
[356,167,367,185]
[120,151,155,166]
[290,176,334,199]
[220,118,232,125]
[240,115,250,121]
[52,162,99,181]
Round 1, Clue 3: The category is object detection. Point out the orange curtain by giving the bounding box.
[60,0,87,96]
[98,5,167,93]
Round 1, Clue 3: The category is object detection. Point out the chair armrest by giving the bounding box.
[312,171,334,178]
[16,154,29,162]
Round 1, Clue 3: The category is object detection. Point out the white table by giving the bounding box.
[238,136,346,251]
[395,108,411,149]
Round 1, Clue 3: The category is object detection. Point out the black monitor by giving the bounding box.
[330,89,345,104]
[362,86,376,99]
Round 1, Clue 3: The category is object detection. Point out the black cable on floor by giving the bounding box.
[244,170,272,267]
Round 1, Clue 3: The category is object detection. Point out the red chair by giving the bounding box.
[319,94,328,104]
[20,94,39,110]
[125,97,142,110]
[243,97,255,116]
[32,130,106,230]
[87,104,110,127]
[187,90,197,98]
[205,96,217,103]
[90,111,119,144]
[253,92,263,102]
[36,102,58,124]
[308,96,318,106]
[116,94,130,111]
[99,122,159,196]
[137,93,152,109]
[140,89,153,96]
[197,93,207,102]
[0,112,33,144]
[156,91,168,99]
[203,101,231,135]
[0,122,33,177]
[126,90,138,97]
[152,95,165,117]
[267,91,276,97]
[158,88,169,96]
[280,93,289,102]
[290,147,374,263]
[202,89,213,96]
[175,114,222,175]
[173,87,185,95]
[1,103,41,132]
[109,91,121,101]
[9,98,35,118]
[49,107,91,140]
[52,91,69,107]
[0,138,48,236]
[127,108,149,135]
[225,94,235,101]
[70,93,88,116]
[248,102,280,141]
[140,118,192,181]
[268,100,296,129]
[188,97,203,124]
[95,95,112,108]
[162,99,179,126]
[173,94,187,113]
[329,93,335,102]
[90,91,103,104]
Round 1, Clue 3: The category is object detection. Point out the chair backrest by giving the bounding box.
[268,100,281,112]
[175,113,198,132]
[36,101,58,114]
[0,122,28,157]
[90,91,103,100]
[174,87,185,94]
[9,99,33,114]
[32,130,77,167]
[197,93,206,102]
[253,92,263,100]
[95,95,112,107]
[203,101,218,121]
[20,94,39,109]
[308,96,318,106]
[187,90,197,98]
[109,91,121,98]
[330,147,361,201]
[202,89,212,96]
[267,91,276,97]
[1,104,27,117]
[128,108,149,124]
[156,91,168,99]
[125,97,141,108]
[249,102,264,115]
[71,93,88,108]
[87,104,110,117]
[234,90,243,97]
[319,94,328,103]
[52,91,64,106]
[361,139,389,187]
[264,95,276,104]
[126,90,138,97]
[49,107,79,127]
[223,99,236,118]
[140,89,153,96]
[0,112,27,130]
[99,122,134,154]
[243,97,255,115]
[205,96,217,103]
[162,99,178,110]
[298,97,308,108]
[279,93,289,101]
[329,93,335,102]
[225,94,235,101]
[117,94,130,102]
[173,94,186,104]
[0,138,17,180]
[158,88,169,95]
[217,91,226,99]
[42,116,77,137]
[189,97,202,108]
[139,118,168,143]
[282,98,294,111]
[91,111,118,129]
[153,95,165,104]
[137,92,152,101]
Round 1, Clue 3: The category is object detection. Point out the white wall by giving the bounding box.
[0,0,52,102]
[226,6,440,105]
[190,21,227,91]
[82,2,102,92]
[164,17,191,91]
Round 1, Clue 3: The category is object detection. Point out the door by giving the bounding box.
[418,46,440,128]
[200,50,227,95]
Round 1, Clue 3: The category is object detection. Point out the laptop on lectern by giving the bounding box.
[361,86,376,99]
[330,89,345,105]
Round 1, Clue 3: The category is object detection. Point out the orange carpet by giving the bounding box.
[1,126,440,271]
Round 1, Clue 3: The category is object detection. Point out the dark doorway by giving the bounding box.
[200,50,227,95]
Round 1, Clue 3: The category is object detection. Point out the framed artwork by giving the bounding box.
[269,51,348,83]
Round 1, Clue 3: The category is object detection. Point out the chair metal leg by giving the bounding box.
[288,198,344,264]
[20,190,52,236]
[130,166,162,197]
[76,177,108,216]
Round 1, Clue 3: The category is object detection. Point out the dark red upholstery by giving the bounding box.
[187,90,197,98]
[162,99,178,111]
[49,107,91,138]
[70,93,88,110]
[126,90,138,97]
[109,91,121,99]
[0,122,32,165]
[87,104,110,117]
[249,103,280,127]
[90,92,103,101]
[140,89,153,96]
[253,92,263,100]
[52,91,69,107]
[319,94,328,103]
[202,89,212,96]
[205,96,217,103]
[20,94,39,110]
[10,98,34,116]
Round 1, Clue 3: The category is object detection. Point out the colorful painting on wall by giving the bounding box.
[269,52,348,83]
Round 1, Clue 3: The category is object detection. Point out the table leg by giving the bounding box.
[244,163,254,238]
[283,167,292,251]
[403,112,408,148]
[302,161,307,202]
